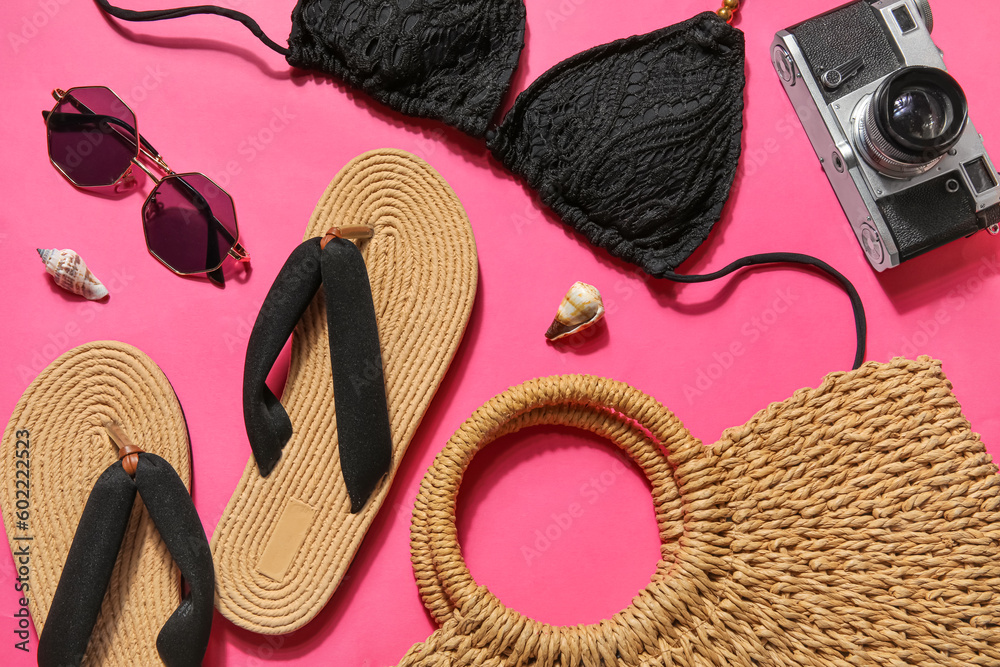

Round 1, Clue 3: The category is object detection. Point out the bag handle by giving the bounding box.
[407,375,732,664]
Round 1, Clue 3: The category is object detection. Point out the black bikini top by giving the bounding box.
[92,1,870,371]
[96,0,745,278]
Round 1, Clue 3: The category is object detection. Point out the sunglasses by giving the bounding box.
[42,85,250,285]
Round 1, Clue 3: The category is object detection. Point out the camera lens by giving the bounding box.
[855,66,968,177]
[890,87,953,141]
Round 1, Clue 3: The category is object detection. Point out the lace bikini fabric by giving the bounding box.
[287,0,526,137]
[287,5,745,272]
[95,1,747,277]
[487,13,744,275]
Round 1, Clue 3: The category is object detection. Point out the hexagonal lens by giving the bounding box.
[142,173,239,274]
[46,86,139,187]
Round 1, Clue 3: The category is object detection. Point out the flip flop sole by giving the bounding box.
[1,340,191,665]
[211,149,479,634]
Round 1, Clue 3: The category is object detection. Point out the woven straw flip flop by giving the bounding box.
[211,149,478,634]
[1,341,209,666]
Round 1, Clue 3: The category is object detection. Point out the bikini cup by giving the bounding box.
[95,1,745,277]
[93,1,869,371]
[288,0,527,138]
[486,16,744,277]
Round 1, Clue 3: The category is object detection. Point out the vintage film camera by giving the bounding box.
[772,0,999,270]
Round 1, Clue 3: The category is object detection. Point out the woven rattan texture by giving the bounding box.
[0,341,191,666]
[211,149,479,634]
[399,359,1000,666]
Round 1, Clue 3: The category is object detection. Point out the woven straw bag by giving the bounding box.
[398,357,1000,666]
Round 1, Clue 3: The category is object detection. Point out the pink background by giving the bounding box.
[2,0,999,664]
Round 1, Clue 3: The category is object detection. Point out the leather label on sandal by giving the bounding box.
[257,499,316,581]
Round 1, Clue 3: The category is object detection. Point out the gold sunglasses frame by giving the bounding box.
[45,85,250,279]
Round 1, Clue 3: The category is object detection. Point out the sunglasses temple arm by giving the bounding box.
[43,109,162,159]
[46,88,160,156]
[173,175,250,266]
[206,266,225,286]
[46,97,250,281]
[204,236,249,287]
[135,133,161,162]
[204,223,226,286]
[212,218,251,263]
[229,242,251,262]
[202,216,249,286]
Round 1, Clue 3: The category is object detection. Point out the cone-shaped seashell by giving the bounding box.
[545,281,605,341]
[37,248,109,300]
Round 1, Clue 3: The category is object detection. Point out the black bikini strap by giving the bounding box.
[94,0,290,56]
[243,236,392,513]
[663,252,868,370]
[37,454,214,667]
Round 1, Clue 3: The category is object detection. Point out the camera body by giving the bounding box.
[772,0,999,270]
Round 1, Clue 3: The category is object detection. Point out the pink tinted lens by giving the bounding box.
[143,173,239,274]
[47,87,138,187]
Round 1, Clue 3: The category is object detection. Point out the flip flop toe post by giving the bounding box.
[0,341,213,666]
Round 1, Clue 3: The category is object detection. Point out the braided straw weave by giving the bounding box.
[211,149,479,634]
[399,358,1000,666]
[0,341,191,666]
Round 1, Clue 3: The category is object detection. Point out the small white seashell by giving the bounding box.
[37,248,109,300]
[545,281,605,341]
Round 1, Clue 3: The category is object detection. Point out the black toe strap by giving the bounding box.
[37,453,214,667]
[243,235,392,513]
[243,239,323,475]
[321,238,394,513]
[137,454,215,666]
[37,464,136,667]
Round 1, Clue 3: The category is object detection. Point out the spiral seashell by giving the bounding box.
[545,281,605,341]
[37,248,109,300]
